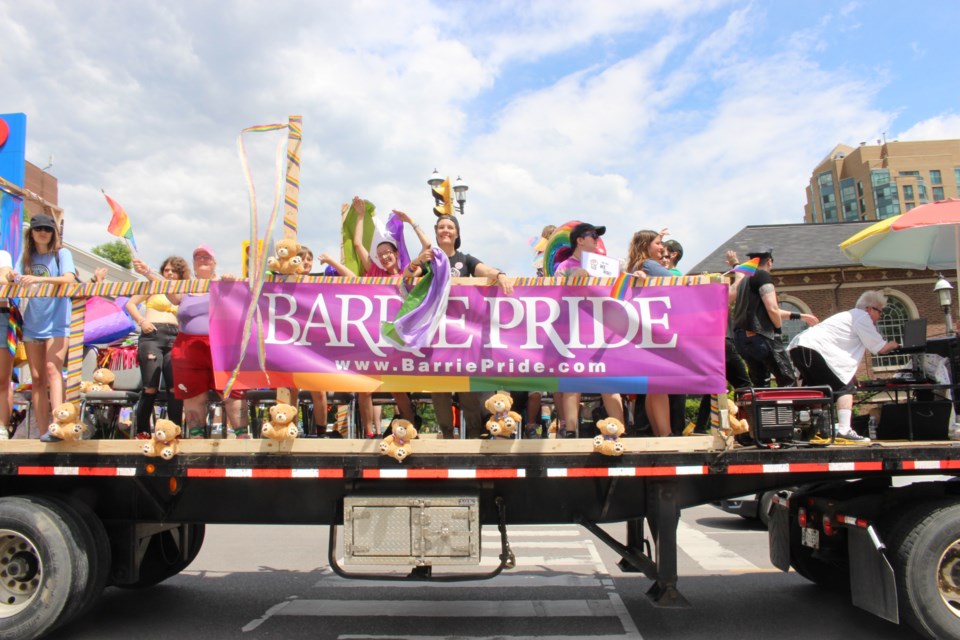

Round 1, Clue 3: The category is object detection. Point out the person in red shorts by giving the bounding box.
[134,245,247,438]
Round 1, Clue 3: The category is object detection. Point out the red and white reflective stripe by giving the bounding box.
[547,466,708,478]
[362,468,526,480]
[727,461,884,474]
[835,514,870,529]
[902,460,960,471]
[18,466,137,477]
[185,468,345,478]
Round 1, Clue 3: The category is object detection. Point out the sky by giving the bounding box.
[2,0,960,277]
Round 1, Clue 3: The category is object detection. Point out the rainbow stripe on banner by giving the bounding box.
[103,192,138,251]
[207,277,728,396]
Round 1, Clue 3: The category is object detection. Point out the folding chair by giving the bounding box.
[80,368,143,439]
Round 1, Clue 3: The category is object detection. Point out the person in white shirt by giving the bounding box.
[788,290,900,442]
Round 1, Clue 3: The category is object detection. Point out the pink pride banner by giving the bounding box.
[208,279,727,394]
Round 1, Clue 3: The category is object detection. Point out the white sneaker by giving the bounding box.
[0,425,8,440]
[836,428,870,442]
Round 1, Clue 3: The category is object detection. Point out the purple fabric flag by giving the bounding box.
[382,248,450,351]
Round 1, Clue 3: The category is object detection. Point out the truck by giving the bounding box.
[1,276,959,640]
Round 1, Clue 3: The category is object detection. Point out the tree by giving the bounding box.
[91,240,132,269]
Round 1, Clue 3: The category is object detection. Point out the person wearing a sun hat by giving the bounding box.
[17,213,79,438]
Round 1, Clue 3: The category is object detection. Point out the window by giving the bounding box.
[931,170,942,185]
[955,168,960,190]
[840,178,858,221]
[872,170,901,219]
[918,182,929,203]
[934,186,945,201]
[899,171,921,177]
[903,185,914,200]
[905,202,915,211]
[873,297,911,369]
[779,301,807,347]
[818,172,838,222]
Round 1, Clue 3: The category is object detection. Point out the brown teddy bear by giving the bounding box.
[44,402,85,441]
[593,417,626,456]
[379,419,417,462]
[726,398,749,436]
[266,239,304,276]
[486,410,522,439]
[92,368,115,390]
[484,392,513,420]
[261,403,300,440]
[142,419,182,460]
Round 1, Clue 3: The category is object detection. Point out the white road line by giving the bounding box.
[280,599,617,618]
[675,520,760,572]
[242,596,297,632]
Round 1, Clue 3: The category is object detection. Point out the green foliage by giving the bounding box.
[91,240,132,269]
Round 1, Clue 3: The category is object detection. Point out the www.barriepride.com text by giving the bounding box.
[334,357,608,375]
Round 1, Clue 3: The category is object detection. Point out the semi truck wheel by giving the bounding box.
[888,502,960,640]
[24,496,111,617]
[0,496,91,640]
[120,523,206,589]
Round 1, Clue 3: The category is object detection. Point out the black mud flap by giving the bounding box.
[849,526,898,624]
[768,494,791,572]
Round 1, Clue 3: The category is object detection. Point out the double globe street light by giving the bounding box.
[428,169,468,216]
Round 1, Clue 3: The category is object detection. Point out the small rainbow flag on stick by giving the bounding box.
[610,272,638,300]
[727,257,760,276]
[102,191,138,251]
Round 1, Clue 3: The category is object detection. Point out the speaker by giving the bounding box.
[877,401,952,440]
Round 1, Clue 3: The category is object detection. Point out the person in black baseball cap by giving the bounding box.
[568,222,606,248]
[28,212,57,231]
[746,247,773,260]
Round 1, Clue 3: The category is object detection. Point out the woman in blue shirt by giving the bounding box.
[18,213,78,434]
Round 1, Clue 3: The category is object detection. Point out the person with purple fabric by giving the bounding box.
[407,214,512,438]
[351,196,431,278]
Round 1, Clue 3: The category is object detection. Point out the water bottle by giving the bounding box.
[868,415,878,440]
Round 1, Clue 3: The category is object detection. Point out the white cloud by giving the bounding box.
[897,113,960,142]
[0,0,929,281]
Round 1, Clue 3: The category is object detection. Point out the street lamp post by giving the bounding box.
[428,169,468,216]
[934,275,954,336]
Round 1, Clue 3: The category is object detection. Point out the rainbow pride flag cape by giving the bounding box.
[382,248,450,351]
[103,192,138,251]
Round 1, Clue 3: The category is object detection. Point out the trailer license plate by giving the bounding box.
[801,527,820,549]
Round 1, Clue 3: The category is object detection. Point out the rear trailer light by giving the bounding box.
[822,514,836,537]
[798,507,808,529]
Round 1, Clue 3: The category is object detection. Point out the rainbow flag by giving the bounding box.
[731,257,760,276]
[103,192,138,251]
[609,272,637,300]
[5,300,21,356]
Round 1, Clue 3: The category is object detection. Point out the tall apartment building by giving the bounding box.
[804,138,960,224]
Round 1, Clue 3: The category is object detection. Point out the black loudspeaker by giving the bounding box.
[877,401,952,440]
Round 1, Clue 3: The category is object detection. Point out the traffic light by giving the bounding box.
[432,177,453,217]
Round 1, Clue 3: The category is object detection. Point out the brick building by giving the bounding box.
[688,221,954,380]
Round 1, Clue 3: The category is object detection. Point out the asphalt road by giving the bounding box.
[51,504,923,640]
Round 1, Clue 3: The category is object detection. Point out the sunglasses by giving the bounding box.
[32,227,54,232]
[582,232,599,240]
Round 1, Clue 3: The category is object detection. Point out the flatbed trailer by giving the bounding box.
[3,435,960,639]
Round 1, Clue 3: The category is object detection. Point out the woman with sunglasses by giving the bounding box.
[17,213,79,437]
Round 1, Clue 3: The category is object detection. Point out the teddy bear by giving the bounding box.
[486,410,522,439]
[593,417,626,456]
[266,238,304,276]
[726,398,749,436]
[261,403,300,440]
[44,402,85,441]
[92,368,115,390]
[484,393,513,420]
[142,419,182,460]
[379,419,417,462]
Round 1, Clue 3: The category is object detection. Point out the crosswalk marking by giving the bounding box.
[279,599,617,618]
[675,520,760,572]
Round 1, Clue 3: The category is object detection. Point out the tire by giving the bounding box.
[0,496,90,640]
[758,491,775,528]
[886,502,960,640]
[27,496,111,616]
[119,523,205,589]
